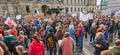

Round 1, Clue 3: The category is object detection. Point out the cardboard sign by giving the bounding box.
[24,14,33,22]
[33,13,44,19]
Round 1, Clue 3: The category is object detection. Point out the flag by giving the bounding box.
[5,17,17,28]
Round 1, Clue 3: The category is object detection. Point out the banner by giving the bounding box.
[87,13,93,19]
[79,12,93,21]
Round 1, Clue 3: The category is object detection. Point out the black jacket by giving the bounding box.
[94,38,108,55]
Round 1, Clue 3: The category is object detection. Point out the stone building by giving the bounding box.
[63,0,97,14]
[0,0,97,17]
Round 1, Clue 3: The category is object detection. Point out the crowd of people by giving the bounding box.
[0,14,120,55]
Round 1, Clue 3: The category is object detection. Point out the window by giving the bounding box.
[81,0,82,5]
[78,8,80,12]
[67,0,68,4]
[66,7,69,14]
[74,7,76,12]
[84,0,85,5]
[2,6,7,14]
[74,0,76,4]
[70,0,72,4]
[26,5,30,13]
[81,8,83,12]
[78,0,79,4]
[13,6,18,14]
[71,7,72,12]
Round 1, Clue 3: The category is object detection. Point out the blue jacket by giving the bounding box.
[68,28,76,39]
[14,40,26,49]
[104,30,109,40]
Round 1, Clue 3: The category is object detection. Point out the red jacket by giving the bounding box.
[77,27,83,37]
[29,40,45,55]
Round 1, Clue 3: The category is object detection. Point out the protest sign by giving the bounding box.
[79,12,93,21]
[34,13,44,19]
[24,14,33,22]
[72,13,77,17]
[16,15,22,20]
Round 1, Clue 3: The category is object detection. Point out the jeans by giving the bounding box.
[90,34,95,42]
[77,37,83,50]
[49,48,57,55]
[108,33,113,43]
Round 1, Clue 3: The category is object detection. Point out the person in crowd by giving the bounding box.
[68,23,76,39]
[0,47,4,55]
[89,22,97,44]
[24,23,30,39]
[103,25,109,40]
[16,45,29,55]
[109,39,120,55]
[9,25,18,38]
[17,25,26,35]
[62,32,74,55]
[77,23,85,52]
[14,35,26,48]
[3,30,16,53]
[117,20,120,39]
[0,41,11,55]
[46,29,57,55]
[14,35,26,55]
[19,31,28,48]
[34,20,40,32]
[0,26,5,36]
[0,34,3,41]
[30,26,37,39]
[101,50,114,55]
[62,25,68,35]
[94,32,108,55]
[29,34,45,55]
[38,25,45,39]
[108,20,115,43]
[83,22,88,40]
[56,26,63,40]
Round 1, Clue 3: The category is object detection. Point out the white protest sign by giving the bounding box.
[87,13,93,19]
[16,15,22,20]
[79,12,88,21]
[72,13,77,17]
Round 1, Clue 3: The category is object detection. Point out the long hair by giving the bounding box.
[0,41,11,55]
[32,34,40,43]
[16,45,26,54]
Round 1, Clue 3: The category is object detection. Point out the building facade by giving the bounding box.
[63,0,97,14]
[0,0,97,17]
[101,0,120,15]
[107,0,120,11]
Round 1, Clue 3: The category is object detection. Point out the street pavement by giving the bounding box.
[45,36,95,55]
[44,35,116,55]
